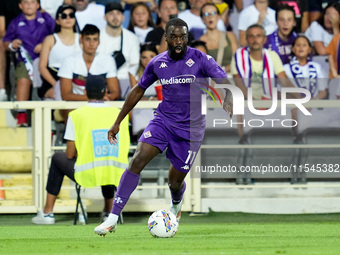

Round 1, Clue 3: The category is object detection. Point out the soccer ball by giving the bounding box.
[148,210,179,238]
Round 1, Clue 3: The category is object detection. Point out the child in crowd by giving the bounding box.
[284,35,327,99]
[128,2,155,44]
[3,0,55,126]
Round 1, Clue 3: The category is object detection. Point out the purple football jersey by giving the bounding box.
[3,11,55,63]
[138,47,227,140]
[264,30,297,64]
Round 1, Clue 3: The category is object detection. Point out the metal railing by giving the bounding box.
[0,100,339,213]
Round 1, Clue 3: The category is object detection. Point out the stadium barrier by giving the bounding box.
[0,100,340,214]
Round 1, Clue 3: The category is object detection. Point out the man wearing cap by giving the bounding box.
[96,2,140,99]
[32,75,130,225]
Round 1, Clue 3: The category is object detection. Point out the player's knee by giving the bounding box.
[128,155,147,174]
[168,180,182,192]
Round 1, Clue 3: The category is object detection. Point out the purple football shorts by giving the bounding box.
[138,117,202,173]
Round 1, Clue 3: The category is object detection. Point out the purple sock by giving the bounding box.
[111,169,140,215]
[170,181,186,204]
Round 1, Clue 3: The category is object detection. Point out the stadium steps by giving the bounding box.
[0,173,91,208]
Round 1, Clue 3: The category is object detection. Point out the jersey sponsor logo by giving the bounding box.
[160,75,196,85]
[159,62,168,68]
[206,55,213,60]
[186,58,195,67]
[144,131,152,138]
[181,165,189,170]
[18,21,26,27]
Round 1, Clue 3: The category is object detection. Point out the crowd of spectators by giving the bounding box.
[1,0,340,128]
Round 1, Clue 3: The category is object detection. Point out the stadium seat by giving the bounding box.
[328,78,340,99]
[201,128,245,182]
[299,128,340,180]
[312,55,330,81]
[245,128,299,182]
[296,108,340,134]
[141,152,169,198]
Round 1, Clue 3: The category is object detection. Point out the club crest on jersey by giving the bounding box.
[186,58,195,67]
[159,62,168,68]
[144,131,152,138]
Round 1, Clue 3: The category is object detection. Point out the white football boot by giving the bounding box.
[169,200,183,221]
[94,213,118,236]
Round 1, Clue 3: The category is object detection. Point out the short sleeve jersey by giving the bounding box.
[138,47,227,134]
[3,11,55,62]
[264,30,297,64]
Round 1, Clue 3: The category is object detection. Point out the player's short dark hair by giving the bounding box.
[246,24,266,37]
[81,24,100,37]
[275,4,296,21]
[165,18,188,34]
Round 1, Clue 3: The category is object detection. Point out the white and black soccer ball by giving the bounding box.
[148,210,179,238]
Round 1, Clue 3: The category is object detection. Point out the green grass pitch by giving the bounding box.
[1,212,340,255]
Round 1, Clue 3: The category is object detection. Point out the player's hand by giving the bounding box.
[108,122,120,145]
[12,39,22,49]
[223,93,233,118]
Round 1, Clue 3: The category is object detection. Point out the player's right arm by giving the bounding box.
[108,85,145,144]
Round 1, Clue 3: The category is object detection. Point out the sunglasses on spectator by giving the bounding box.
[59,12,75,19]
[203,11,217,17]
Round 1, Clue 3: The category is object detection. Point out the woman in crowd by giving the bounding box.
[130,42,158,96]
[199,3,238,73]
[305,2,340,55]
[129,42,159,140]
[284,35,327,99]
[39,4,81,100]
[128,2,155,44]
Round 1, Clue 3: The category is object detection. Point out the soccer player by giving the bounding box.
[94,18,233,236]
